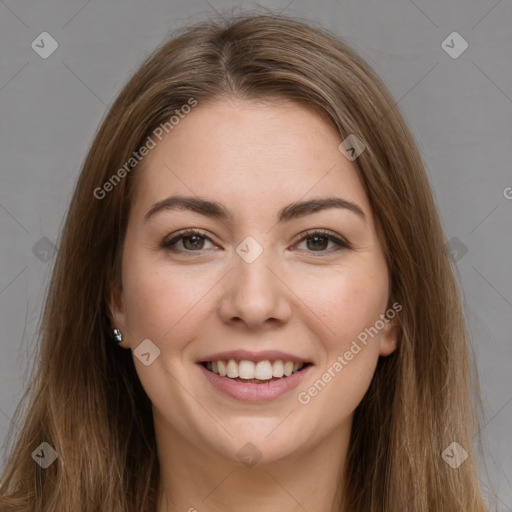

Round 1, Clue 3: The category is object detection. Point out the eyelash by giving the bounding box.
[160,228,351,255]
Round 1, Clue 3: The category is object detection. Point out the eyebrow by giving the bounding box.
[144,195,366,224]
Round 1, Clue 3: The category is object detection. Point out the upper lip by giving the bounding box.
[197,350,311,364]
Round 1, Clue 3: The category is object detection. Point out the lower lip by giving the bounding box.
[197,363,312,402]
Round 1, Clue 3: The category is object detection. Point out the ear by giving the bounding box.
[107,281,130,349]
[378,314,401,357]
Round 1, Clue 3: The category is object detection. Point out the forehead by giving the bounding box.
[130,98,373,223]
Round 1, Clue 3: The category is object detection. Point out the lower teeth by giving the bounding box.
[231,377,282,383]
[230,375,286,384]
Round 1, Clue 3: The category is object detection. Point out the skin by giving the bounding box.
[109,97,399,512]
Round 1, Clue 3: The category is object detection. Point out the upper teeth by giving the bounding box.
[205,359,305,379]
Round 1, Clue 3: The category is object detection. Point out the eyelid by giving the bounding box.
[161,228,217,250]
[292,228,351,250]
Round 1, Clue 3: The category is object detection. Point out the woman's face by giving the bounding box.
[110,98,398,466]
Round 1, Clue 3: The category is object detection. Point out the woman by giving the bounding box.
[0,11,490,511]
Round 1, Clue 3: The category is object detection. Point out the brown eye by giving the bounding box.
[161,229,216,252]
[305,234,329,251]
[294,229,351,254]
[182,234,206,250]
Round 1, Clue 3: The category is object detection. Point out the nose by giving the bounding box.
[217,244,292,331]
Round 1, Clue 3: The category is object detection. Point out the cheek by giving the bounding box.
[294,269,386,427]
[298,262,389,349]
[121,252,215,342]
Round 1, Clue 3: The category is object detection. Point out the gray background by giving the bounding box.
[0,0,511,509]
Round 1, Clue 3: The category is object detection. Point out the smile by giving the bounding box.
[198,359,313,402]
[200,359,311,382]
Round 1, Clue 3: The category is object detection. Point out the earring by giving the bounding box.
[112,328,123,344]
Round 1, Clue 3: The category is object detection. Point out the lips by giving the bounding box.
[195,348,313,401]
[197,361,312,402]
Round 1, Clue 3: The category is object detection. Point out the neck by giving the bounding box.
[154,411,351,512]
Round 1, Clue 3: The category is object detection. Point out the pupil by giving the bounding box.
[308,235,327,251]
[184,235,203,250]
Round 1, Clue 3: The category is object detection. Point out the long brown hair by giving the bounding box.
[0,11,490,511]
